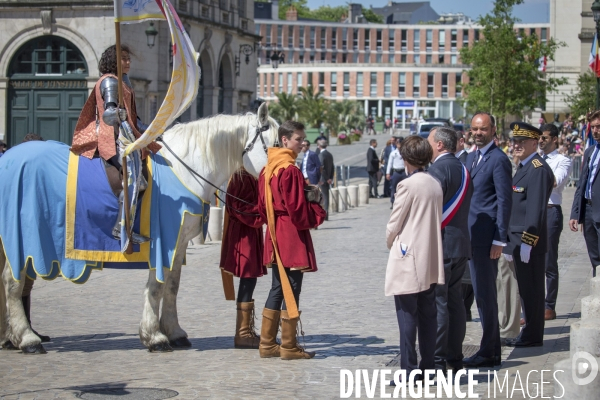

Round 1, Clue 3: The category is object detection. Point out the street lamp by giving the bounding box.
[592,1,600,108]
[145,22,158,48]
[235,44,254,76]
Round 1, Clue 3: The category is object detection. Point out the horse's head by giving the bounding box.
[242,102,279,177]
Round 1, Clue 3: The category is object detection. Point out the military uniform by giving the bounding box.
[503,122,554,347]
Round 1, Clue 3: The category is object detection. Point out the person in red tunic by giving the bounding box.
[257,120,326,360]
[219,168,266,349]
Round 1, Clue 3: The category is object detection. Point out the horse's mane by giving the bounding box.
[163,112,279,175]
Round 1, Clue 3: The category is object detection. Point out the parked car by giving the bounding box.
[453,123,470,136]
[415,118,452,138]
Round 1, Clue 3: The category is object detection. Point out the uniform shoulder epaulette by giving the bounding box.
[532,159,543,168]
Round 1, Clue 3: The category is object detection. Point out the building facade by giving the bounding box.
[255,8,550,129]
[0,0,259,145]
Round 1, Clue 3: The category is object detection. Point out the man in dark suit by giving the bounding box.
[463,112,512,368]
[381,137,396,197]
[300,140,321,185]
[427,126,474,373]
[366,139,381,198]
[570,109,600,278]
[503,122,553,347]
[318,140,334,220]
[455,130,469,164]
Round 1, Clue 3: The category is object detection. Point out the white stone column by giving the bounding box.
[554,276,600,398]
[207,206,223,242]
[330,188,339,213]
[338,186,347,212]
[348,185,359,208]
[359,184,370,205]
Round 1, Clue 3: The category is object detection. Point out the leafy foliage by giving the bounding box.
[565,71,596,119]
[278,0,382,23]
[310,5,347,22]
[459,0,566,132]
[278,0,312,20]
[267,86,364,135]
[362,8,383,23]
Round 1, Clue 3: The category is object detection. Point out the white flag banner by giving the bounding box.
[114,0,165,23]
[123,0,200,156]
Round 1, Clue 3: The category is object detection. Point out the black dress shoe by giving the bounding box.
[505,339,543,348]
[447,361,464,370]
[463,354,495,368]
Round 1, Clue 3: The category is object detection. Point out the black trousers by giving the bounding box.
[394,284,437,374]
[583,202,600,268]
[545,206,563,311]
[237,277,257,303]
[382,170,391,197]
[389,170,407,204]
[264,266,304,311]
[463,284,474,317]
[435,257,468,369]
[320,182,330,220]
[368,171,379,197]
[469,248,501,358]
[514,252,546,344]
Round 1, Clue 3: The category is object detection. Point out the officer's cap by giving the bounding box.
[510,121,542,140]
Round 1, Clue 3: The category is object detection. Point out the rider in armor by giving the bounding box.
[71,44,161,244]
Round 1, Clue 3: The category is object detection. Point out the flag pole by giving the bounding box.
[115,20,134,254]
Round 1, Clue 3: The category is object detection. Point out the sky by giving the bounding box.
[305,0,550,24]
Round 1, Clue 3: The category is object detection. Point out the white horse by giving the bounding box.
[0,103,278,354]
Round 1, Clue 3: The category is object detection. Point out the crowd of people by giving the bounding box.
[378,110,600,381]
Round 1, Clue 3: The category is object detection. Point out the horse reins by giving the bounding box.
[156,122,274,217]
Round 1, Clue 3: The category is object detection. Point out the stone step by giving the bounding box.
[570,321,600,359]
[581,295,600,320]
[590,276,600,297]
[554,357,600,399]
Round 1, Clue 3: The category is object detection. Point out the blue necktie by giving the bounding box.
[586,145,600,199]
[472,150,481,169]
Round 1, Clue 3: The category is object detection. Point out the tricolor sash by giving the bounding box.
[441,164,470,229]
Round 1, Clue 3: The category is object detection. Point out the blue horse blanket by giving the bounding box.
[0,141,210,283]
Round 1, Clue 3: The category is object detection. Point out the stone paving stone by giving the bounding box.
[0,135,593,398]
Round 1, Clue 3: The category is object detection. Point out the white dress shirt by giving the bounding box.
[386,148,405,174]
[541,149,572,205]
[302,151,309,179]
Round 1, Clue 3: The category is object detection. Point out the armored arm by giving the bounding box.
[100,77,127,127]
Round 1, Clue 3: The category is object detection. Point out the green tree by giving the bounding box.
[362,8,383,23]
[278,0,312,20]
[268,92,299,123]
[565,71,596,119]
[309,5,347,22]
[297,85,328,128]
[459,0,566,133]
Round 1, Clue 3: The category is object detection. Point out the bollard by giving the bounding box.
[338,186,348,212]
[330,188,339,213]
[358,184,370,205]
[206,206,223,242]
[348,185,359,208]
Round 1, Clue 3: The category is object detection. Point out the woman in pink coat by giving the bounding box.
[385,135,445,379]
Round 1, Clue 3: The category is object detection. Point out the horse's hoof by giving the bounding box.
[21,343,47,354]
[148,342,173,353]
[169,337,192,349]
[2,341,18,350]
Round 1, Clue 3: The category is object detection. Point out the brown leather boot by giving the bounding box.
[259,308,281,358]
[280,310,315,360]
[234,301,260,349]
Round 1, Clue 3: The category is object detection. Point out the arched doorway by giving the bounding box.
[217,54,234,114]
[196,49,214,118]
[7,36,88,145]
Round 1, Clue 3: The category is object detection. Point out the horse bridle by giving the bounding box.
[242,122,272,156]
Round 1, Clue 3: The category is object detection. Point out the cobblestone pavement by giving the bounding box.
[0,134,594,399]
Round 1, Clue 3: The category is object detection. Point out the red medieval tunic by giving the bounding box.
[258,164,326,272]
[220,169,266,278]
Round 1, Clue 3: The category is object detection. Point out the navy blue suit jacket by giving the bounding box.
[465,143,512,248]
[301,150,322,184]
[571,146,600,224]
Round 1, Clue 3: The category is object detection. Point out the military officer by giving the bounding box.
[503,122,554,347]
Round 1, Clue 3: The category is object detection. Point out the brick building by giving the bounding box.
[255,2,550,129]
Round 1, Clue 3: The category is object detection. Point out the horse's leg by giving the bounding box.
[1,258,45,354]
[159,214,202,349]
[139,268,172,352]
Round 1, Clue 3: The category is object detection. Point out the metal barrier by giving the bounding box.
[334,164,351,187]
[568,155,582,187]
